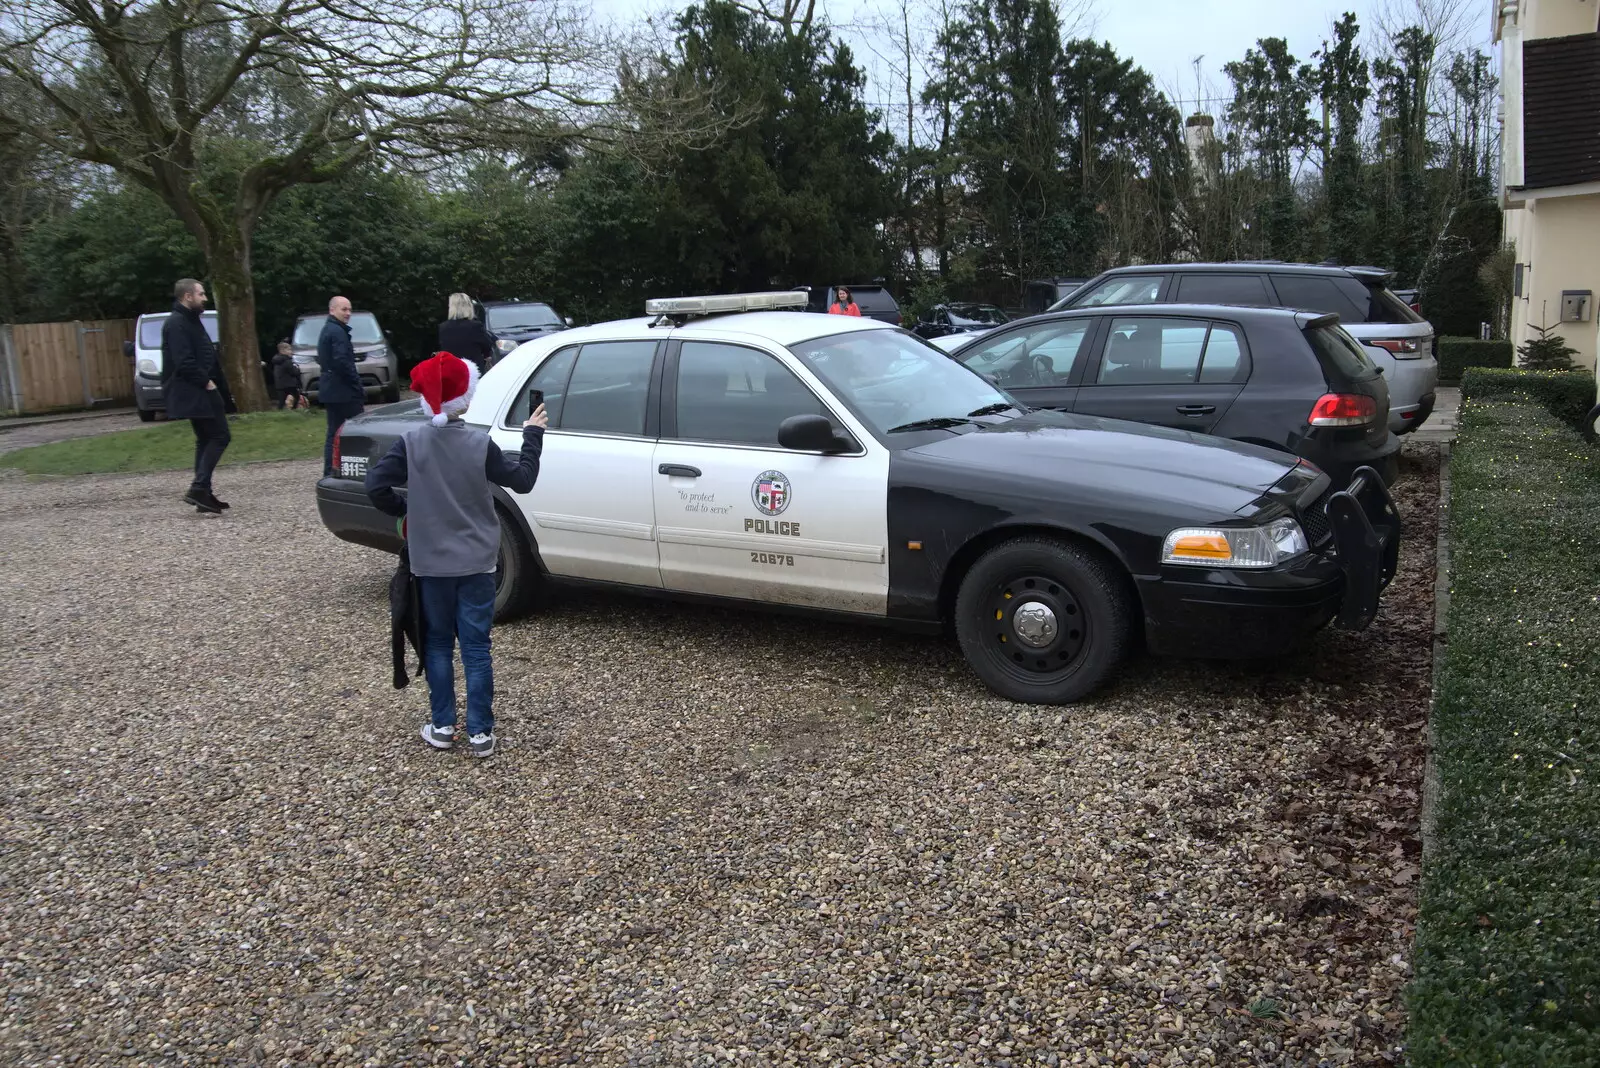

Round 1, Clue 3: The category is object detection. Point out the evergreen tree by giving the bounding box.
[1518,321,1580,371]
[1315,14,1370,266]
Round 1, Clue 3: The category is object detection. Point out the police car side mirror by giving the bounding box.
[778,414,854,453]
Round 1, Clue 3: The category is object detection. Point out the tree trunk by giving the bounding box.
[205,229,271,413]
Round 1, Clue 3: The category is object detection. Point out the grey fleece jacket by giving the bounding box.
[364,421,544,578]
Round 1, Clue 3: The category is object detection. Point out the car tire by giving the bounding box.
[383,383,401,404]
[1584,403,1600,445]
[493,506,542,622]
[137,408,156,422]
[954,537,1132,704]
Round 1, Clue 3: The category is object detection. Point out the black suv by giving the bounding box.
[802,284,902,325]
[478,299,573,364]
[948,303,1399,487]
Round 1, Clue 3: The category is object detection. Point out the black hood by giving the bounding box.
[492,324,562,340]
[897,409,1297,521]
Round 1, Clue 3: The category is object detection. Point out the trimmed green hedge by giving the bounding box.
[1461,367,1595,429]
[1437,337,1513,384]
[1407,394,1600,1063]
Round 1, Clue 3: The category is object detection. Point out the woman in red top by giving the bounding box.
[828,287,861,316]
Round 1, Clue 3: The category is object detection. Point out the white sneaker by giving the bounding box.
[420,724,455,749]
[469,732,496,758]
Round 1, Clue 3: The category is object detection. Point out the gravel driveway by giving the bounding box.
[0,447,1438,1066]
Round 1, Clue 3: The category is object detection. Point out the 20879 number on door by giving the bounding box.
[751,552,795,567]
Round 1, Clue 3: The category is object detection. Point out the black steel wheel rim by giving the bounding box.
[494,523,513,603]
[984,573,1090,680]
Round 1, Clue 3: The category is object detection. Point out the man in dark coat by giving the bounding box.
[160,278,231,514]
[317,294,365,476]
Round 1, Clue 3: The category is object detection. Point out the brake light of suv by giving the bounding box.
[1309,393,1378,427]
[1366,337,1423,358]
[331,423,344,470]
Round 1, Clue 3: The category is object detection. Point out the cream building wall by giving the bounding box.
[1496,0,1600,372]
[1504,195,1600,371]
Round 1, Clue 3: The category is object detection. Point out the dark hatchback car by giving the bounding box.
[945,303,1400,488]
[914,302,1012,340]
[1050,261,1438,436]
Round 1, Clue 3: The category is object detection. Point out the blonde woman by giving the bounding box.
[437,292,495,372]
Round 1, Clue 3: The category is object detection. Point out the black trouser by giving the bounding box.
[323,400,364,476]
[189,415,231,492]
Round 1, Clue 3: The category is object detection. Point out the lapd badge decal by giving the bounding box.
[751,470,791,516]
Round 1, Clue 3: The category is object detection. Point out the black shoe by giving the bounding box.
[184,490,222,514]
[206,490,230,510]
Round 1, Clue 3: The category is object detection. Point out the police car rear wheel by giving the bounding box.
[954,537,1131,704]
[492,507,540,622]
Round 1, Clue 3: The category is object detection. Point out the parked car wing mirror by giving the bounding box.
[122,340,135,360]
[564,316,574,327]
[778,413,855,453]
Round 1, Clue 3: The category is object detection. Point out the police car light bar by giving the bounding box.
[645,291,810,316]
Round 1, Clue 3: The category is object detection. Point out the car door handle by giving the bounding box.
[658,463,701,478]
[1175,404,1215,416]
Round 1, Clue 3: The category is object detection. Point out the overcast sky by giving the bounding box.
[586,0,1496,120]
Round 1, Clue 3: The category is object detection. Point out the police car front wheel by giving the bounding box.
[954,537,1132,704]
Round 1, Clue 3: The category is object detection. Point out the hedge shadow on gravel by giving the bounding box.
[1406,393,1600,1063]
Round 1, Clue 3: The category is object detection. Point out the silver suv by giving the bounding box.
[291,310,401,404]
[1052,263,1439,435]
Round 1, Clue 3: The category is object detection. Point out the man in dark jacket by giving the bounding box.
[317,295,365,476]
[161,278,231,514]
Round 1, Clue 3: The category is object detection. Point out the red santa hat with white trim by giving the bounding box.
[409,351,480,427]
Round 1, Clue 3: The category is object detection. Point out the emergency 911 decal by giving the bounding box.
[752,470,790,516]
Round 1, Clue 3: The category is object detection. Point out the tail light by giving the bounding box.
[1368,337,1421,356]
[1309,393,1378,427]
[331,424,344,470]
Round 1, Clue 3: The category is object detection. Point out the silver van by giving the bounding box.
[126,310,220,421]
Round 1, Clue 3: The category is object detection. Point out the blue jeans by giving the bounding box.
[418,572,497,737]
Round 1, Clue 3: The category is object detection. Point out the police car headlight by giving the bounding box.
[137,358,159,376]
[1163,518,1308,568]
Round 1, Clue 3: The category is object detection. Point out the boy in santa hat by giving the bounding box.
[365,350,548,758]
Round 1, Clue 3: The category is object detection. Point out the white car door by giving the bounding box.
[489,339,663,588]
[651,339,889,615]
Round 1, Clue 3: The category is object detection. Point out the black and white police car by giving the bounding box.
[317,291,1400,705]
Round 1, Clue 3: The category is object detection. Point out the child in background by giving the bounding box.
[270,340,305,409]
[364,351,547,757]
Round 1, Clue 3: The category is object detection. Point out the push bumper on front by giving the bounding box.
[1327,464,1401,629]
[1139,465,1401,658]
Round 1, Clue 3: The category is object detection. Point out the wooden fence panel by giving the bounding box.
[81,320,136,405]
[5,319,136,414]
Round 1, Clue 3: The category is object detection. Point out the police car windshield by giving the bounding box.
[789,329,1012,437]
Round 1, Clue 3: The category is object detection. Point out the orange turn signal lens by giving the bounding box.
[1166,532,1233,560]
